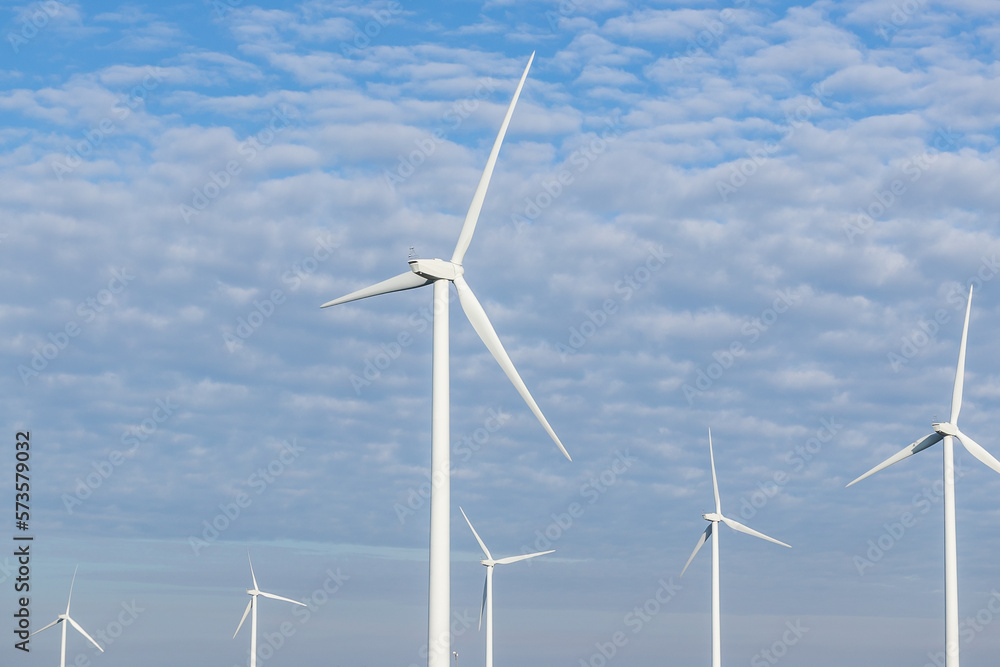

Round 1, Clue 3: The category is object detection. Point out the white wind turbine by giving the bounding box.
[31,566,104,667]
[847,285,1000,667]
[234,554,306,667]
[681,430,791,667]
[460,507,553,667]
[321,52,570,667]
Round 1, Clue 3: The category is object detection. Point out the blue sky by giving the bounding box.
[3,0,1000,665]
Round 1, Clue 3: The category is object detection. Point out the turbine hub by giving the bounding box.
[703,512,722,522]
[480,559,495,567]
[408,258,463,281]
[933,422,959,437]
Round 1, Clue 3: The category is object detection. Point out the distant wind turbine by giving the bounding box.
[847,285,1000,667]
[31,566,104,667]
[681,430,791,667]
[460,507,552,667]
[322,52,570,667]
[234,553,306,667]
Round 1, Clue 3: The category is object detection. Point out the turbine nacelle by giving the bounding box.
[31,567,105,662]
[460,506,552,667]
[409,258,464,281]
[933,422,959,437]
[682,431,790,667]
[848,286,1000,489]
[845,285,1000,667]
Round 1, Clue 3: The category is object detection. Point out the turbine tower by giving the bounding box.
[321,52,571,667]
[681,430,791,667]
[234,553,306,667]
[847,286,1000,667]
[31,566,104,667]
[460,507,553,667]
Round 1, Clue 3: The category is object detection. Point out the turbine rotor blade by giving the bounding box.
[234,599,252,638]
[719,516,791,548]
[66,565,79,615]
[479,574,488,631]
[451,52,534,265]
[30,618,61,636]
[956,431,1000,476]
[708,429,721,515]
[681,524,713,577]
[495,550,554,565]
[846,433,943,487]
[66,616,103,652]
[951,285,973,424]
[459,507,493,561]
[321,271,432,308]
[453,275,571,461]
[258,591,307,607]
[248,553,258,592]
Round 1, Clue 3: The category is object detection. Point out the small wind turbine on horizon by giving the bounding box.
[460,507,553,667]
[847,285,1000,667]
[322,52,571,667]
[234,553,306,667]
[681,430,791,667]
[31,566,104,667]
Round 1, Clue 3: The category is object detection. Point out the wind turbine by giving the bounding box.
[234,553,306,667]
[847,285,1000,667]
[321,52,570,667]
[681,430,791,667]
[31,566,104,667]
[460,507,552,667]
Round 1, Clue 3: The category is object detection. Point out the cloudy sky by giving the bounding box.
[3,0,1000,665]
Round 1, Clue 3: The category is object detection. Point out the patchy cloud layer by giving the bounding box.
[2,1,1000,666]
